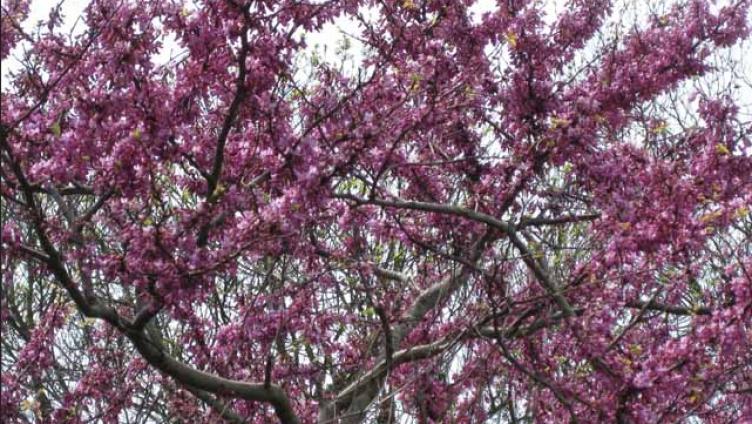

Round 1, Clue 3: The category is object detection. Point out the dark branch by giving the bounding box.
[206,26,251,197]
[626,300,711,316]
[518,213,600,228]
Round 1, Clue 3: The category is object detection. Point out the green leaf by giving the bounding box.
[181,188,192,203]
[50,121,61,137]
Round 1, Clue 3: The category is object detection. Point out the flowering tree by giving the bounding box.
[1,0,751,422]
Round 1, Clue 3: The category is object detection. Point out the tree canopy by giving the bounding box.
[1,0,751,422]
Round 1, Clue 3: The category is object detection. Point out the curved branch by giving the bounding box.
[335,193,515,234]
[338,193,575,316]
[126,330,299,424]
[1,129,301,424]
[186,386,248,424]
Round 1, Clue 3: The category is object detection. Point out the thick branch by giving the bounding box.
[1,128,301,424]
[331,307,581,416]
[506,232,575,317]
[186,386,248,424]
[339,193,575,316]
[126,330,299,423]
[321,232,495,423]
[372,266,408,283]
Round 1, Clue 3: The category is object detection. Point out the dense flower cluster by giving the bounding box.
[1,0,750,422]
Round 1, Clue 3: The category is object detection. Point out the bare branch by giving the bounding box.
[626,300,712,316]
[518,213,601,228]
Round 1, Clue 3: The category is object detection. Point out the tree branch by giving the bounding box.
[206,25,250,197]
[1,128,301,424]
[338,193,575,316]
[186,386,248,424]
[518,213,600,228]
[321,231,496,423]
[625,300,711,316]
[335,193,514,234]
